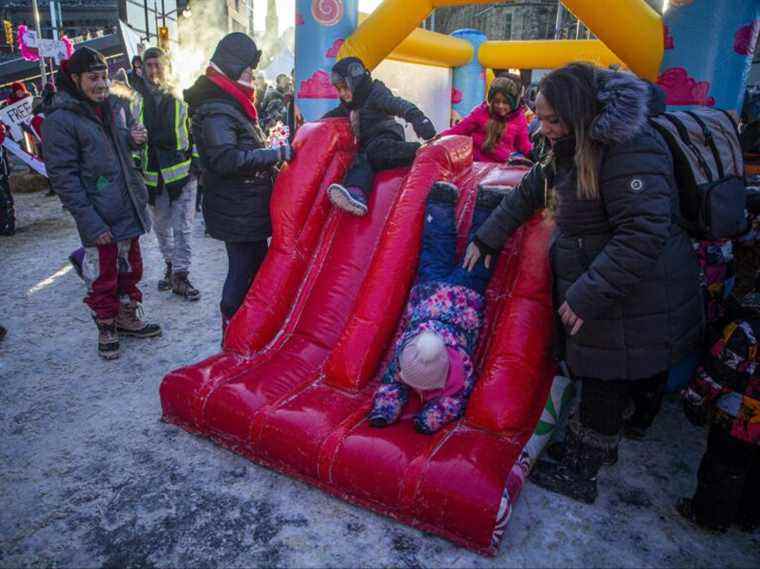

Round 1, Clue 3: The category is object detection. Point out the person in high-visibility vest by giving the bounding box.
[134,47,201,301]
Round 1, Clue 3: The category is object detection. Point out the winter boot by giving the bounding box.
[429,181,459,204]
[530,418,619,504]
[94,318,120,360]
[476,186,508,212]
[677,446,747,532]
[0,325,6,342]
[328,183,368,217]
[171,271,201,301]
[367,383,409,428]
[736,449,760,532]
[157,262,172,292]
[116,300,162,338]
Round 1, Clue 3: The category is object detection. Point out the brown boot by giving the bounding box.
[171,271,201,301]
[116,300,162,338]
[94,318,120,360]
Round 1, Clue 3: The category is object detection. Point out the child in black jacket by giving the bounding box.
[323,57,436,216]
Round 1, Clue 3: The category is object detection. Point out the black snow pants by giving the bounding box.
[343,135,420,194]
[689,421,760,530]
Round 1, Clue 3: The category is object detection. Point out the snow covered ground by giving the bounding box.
[1,191,758,568]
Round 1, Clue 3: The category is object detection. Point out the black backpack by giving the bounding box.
[650,108,748,240]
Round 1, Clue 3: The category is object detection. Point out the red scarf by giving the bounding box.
[206,65,258,123]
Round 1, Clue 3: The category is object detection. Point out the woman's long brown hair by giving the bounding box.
[539,63,602,200]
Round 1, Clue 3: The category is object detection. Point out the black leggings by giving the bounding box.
[579,372,668,436]
[343,137,421,194]
[221,240,269,319]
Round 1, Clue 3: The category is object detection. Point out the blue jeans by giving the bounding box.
[417,200,494,295]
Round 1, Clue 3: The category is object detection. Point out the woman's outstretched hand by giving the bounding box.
[463,241,492,272]
[559,301,584,335]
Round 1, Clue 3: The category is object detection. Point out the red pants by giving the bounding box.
[82,238,143,319]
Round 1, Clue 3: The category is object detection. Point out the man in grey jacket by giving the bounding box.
[42,47,161,360]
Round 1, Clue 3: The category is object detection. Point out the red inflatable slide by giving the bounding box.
[160,119,556,555]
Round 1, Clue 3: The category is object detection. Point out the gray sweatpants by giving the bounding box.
[150,176,197,274]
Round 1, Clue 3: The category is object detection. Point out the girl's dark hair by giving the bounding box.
[539,62,601,199]
[131,55,142,67]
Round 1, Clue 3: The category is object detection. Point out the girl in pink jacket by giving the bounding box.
[442,76,532,163]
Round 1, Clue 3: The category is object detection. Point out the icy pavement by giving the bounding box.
[1,192,758,568]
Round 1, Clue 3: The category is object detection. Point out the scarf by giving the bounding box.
[205,64,258,123]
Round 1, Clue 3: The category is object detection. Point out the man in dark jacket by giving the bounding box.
[323,57,437,216]
[134,47,200,301]
[260,73,292,133]
[42,47,161,360]
[184,33,292,337]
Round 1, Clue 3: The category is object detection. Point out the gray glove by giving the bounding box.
[276,142,294,162]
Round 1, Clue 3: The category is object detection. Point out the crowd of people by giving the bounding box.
[1,29,758,540]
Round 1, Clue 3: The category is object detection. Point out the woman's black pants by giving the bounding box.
[221,240,269,319]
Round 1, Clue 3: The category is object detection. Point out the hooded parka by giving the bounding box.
[475,70,704,380]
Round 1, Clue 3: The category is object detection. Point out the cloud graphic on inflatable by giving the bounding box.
[326,39,344,58]
[657,67,715,107]
[734,21,760,56]
[451,87,463,105]
[298,70,339,99]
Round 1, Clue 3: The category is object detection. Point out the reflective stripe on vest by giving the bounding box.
[143,169,160,187]
[175,100,189,151]
[161,159,191,185]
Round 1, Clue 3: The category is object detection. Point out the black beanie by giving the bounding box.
[211,33,261,80]
[331,57,369,93]
[65,47,107,74]
[142,47,166,62]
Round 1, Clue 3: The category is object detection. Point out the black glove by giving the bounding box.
[413,118,437,141]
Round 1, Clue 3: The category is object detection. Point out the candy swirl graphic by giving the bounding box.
[312,0,343,27]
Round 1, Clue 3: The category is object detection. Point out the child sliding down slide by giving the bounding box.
[323,57,437,216]
[368,182,504,434]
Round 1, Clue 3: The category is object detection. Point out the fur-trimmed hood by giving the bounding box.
[590,69,661,146]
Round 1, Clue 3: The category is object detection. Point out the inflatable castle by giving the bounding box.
[159,0,760,555]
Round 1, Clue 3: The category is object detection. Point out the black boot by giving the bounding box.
[476,186,507,211]
[530,418,619,504]
[677,440,748,532]
[158,262,172,292]
[429,181,459,204]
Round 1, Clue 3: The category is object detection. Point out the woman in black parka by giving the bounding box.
[184,33,293,336]
[463,63,704,504]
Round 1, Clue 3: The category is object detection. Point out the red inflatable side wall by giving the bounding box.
[160,122,556,555]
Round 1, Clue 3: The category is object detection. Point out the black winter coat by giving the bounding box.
[476,72,704,381]
[184,76,281,243]
[322,79,426,147]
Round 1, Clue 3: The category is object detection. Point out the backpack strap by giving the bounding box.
[685,110,725,179]
[662,113,715,183]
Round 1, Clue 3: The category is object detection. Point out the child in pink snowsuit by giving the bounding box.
[442,75,532,163]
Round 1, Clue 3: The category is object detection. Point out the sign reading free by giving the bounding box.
[0,96,34,141]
